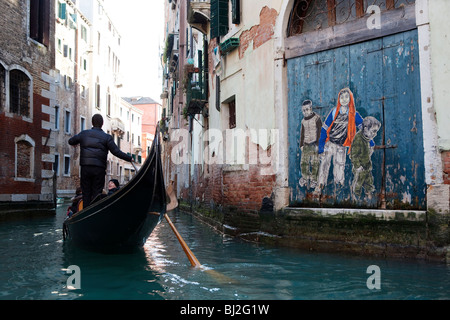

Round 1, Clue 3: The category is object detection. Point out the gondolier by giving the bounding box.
[63,127,171,253]
[69,113,133,208]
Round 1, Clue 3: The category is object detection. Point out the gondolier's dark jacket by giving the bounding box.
[69,127,132,169]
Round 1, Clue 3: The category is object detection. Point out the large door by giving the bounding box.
[288,29,426,209]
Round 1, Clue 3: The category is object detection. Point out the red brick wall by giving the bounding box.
[239,6,278,59]
[222,166,275,213]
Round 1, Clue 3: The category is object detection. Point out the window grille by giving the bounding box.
[10,70,30,117]
[287,0,415,36]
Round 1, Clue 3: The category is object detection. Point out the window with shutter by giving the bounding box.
[210,0,229,39]
[58,2,67,20]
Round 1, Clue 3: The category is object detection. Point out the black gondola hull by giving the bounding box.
[63,130,166,253]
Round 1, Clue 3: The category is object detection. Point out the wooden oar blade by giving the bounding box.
[165,180,178,212]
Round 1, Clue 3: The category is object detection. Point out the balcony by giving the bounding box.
[187,0,210,34]
[163,33,179,74]
[185,65,208,117]
[110,118,125,135]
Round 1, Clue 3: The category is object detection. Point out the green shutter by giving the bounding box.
[210,0,229,39]
[59,2,66,20]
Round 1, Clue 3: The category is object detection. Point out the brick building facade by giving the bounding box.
[0,0,57,212]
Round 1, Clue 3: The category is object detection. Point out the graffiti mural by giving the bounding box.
[298,88,380,200]
[350,116,381,201]
[315,88,368,193]
[298,100,322,190]
[287,29,426,209]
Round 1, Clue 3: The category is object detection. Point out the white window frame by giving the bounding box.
[64,109,71,134]
[63,154,71,177]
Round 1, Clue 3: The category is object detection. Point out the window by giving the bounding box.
[29,0,50,46]
[97,32,101,55]
[0,64,5,112]
[55,105,60,129]
[80,116,86,131]
[210,0,229,39]
[58,1,66,20]
[64,155,71,176]
[14,134,35,181]
[65,75,73,89]
[95,78,101,109]
[106,88,111,116]
[287,0,415,36]
[231,0,241,24]
[10,69,31,117]
[81,25,88,42]
[54,153,60,176]
[64,110,71,134]
[228,99,236,129]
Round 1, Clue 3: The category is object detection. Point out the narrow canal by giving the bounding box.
[0,202,449,300]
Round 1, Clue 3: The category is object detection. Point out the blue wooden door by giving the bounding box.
[287,29,425,209]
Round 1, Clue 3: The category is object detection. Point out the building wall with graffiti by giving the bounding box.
[285,1,427,209]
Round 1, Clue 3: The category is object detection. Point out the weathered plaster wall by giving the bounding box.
[429,0,450,151]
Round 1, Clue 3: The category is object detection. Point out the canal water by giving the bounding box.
[0,202,449,300]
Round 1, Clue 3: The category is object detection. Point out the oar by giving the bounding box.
[165,182,237,284]
[164,213,201,268]
[164,181,200,267]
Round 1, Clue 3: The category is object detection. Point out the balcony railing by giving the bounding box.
[185,65,208,116]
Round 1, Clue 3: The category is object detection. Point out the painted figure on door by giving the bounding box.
[350,116,381,201]
[315,88,367,194]
[299,100,322,189]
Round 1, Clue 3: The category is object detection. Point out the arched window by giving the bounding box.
[9,69,31,117]
[14,134,35,181]
[287,0,415,37]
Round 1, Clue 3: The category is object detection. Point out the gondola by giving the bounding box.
[63,128,167,253]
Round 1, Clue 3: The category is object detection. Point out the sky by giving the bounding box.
[103,0,165,103]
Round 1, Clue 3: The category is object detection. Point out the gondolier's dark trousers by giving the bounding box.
[81,165,106,208]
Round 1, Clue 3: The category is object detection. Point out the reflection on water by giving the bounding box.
[0,203,449,300]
